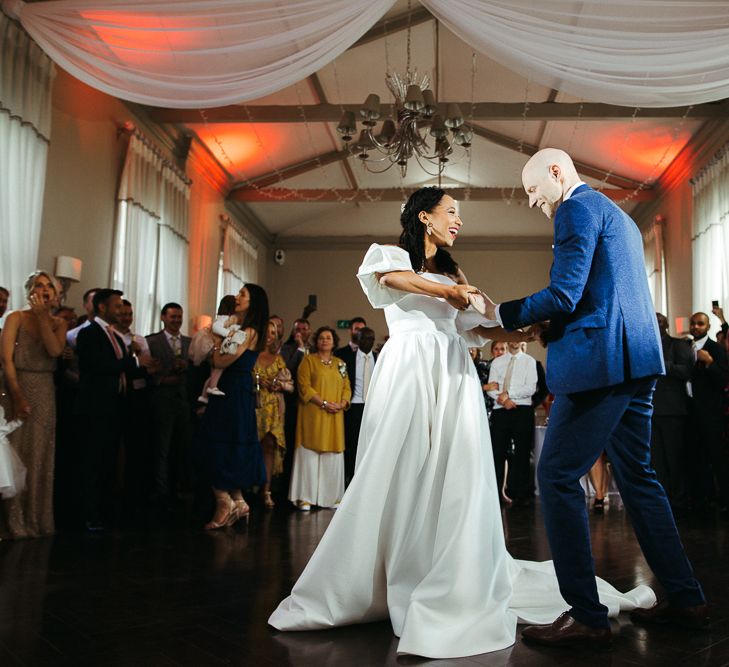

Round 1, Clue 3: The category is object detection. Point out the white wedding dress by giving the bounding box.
[269,244,654,659]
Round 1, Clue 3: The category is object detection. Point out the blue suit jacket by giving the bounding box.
[499,184,664,395]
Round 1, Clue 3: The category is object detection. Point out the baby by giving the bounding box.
[193,295,249,403]
[0,404,26,499]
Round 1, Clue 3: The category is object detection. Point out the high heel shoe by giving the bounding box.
[263,491,275,509]
[204,497,235,530]
[233,498,250,521]
[593,497,605,513]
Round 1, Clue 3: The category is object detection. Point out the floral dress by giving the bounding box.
[253,355,287,475]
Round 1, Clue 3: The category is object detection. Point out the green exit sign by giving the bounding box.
[336,320,351,329]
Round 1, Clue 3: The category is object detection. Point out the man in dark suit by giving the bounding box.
[480,148,706,646]
[652,313,692,512]
[338,326,377,486]
[146,302,192,505]
[686,311,729,511]
[335,317,367,357]
[75,289,155,530]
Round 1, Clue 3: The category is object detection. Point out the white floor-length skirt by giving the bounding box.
[289,446,344,508]
[269,244,655,659]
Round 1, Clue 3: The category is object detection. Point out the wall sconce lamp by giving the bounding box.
[54,256,82,304]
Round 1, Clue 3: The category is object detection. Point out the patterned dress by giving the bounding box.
[1,324,57,538]
[253,354,287,475]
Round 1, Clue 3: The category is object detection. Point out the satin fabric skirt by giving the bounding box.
[269,327,655,658]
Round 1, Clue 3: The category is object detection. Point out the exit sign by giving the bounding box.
[336,320,351,329]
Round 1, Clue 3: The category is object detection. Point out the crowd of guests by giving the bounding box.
[0,273,382,537]
[2,271,729,540]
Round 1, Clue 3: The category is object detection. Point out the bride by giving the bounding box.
[268,187,654,659]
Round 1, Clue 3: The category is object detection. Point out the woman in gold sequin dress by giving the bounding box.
[0,272,67,538]
[253,320,292,508]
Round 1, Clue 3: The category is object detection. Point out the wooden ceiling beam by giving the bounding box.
[148,101,726,125]
[229,150,350,190]
[350,6,433,50]
[229,186,655,204]
[470,125,642,190]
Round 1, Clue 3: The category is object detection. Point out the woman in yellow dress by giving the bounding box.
[290,326,351,511]
[253,320,293,508]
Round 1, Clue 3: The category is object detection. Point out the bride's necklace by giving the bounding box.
[317,354,333,366]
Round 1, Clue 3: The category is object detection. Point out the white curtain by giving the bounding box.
[643,218,667,316]
[112,134,190,335]
[217,224,258,304]
[692,146,729,330]
[3,0,395,108]
[6,0,729,108]
[0,11,55,311]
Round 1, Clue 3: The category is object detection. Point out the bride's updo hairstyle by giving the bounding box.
[399,187,459,276]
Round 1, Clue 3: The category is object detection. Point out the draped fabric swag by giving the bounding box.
[692,146,729,327]
[4,0,729,108]
[643,218,667,316]
[0,11,55,311]
[217,224,258,304]
[112,134,190,334]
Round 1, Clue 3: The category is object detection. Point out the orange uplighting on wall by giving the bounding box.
[596,124,694,178]
[190,124,285,177]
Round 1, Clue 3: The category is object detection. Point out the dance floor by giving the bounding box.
[0,501,726,666]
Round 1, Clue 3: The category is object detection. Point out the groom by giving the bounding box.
[481,148,707,647]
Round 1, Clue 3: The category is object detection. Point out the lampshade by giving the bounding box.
[378,119,396,145]
[360,94,381,122]
[404,85,425,112]
[336,111,356,140]
[421,89,437,116]
[429,115,447,139]
[55,256,82,282]
[444,103,464,129]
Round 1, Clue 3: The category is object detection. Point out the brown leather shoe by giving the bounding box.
[630,600,710,629]
[521,611,612,648]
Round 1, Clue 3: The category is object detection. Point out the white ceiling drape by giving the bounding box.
[4,0,729,108]
[2,0,396,108]
[423,0,729,107]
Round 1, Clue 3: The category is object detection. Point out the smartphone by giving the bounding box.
[712,300,720,308]
[308,294,318,309]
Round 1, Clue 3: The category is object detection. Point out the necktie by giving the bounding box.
[502,355,516,394]
[362,355,372,401]
[106,326,127,393]
[171,335,181,357]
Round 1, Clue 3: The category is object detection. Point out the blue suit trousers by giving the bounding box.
[539,376,705,628]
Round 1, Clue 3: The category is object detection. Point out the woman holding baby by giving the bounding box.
[197,284,270,529]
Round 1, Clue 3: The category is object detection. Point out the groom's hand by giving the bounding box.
[476,290,498,320]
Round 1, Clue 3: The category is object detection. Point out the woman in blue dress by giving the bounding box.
[199,283,269,529]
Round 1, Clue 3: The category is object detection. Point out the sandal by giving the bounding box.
[204,497,235,530]
[593,498,605,513]
[263,491,275,509]
[233,498,250,521]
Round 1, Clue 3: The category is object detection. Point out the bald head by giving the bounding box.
[522,148,581,219]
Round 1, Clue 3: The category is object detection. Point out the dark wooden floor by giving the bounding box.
[1,499,727,667]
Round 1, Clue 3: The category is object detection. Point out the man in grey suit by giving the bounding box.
[652,313,692,512]
[146,302,192,505]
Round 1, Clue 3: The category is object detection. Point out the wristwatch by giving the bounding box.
[321,400,328,409]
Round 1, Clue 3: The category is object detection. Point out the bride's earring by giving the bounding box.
[426,222,433,236]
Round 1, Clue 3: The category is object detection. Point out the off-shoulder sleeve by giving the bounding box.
[356,244,414,309]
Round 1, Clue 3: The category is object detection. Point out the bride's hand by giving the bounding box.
[446,284,477,310]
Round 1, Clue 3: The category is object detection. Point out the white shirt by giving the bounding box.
[164,329,183,355]
[486,351,538,409]
[494,180,588,326]
[116,329,150,355]
[351,350,375,404]
[66,318,92,349]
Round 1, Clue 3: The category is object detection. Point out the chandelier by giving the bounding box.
[336,69,473,179]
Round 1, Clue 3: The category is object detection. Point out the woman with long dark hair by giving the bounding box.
[270,188,654,658]
[198,284,269,529]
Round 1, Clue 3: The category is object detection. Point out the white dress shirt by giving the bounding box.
[66,318,91,349]
[486,351,538,409]
[164,329,183,356]
[117,330,150,355]
[351,350,375,404]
